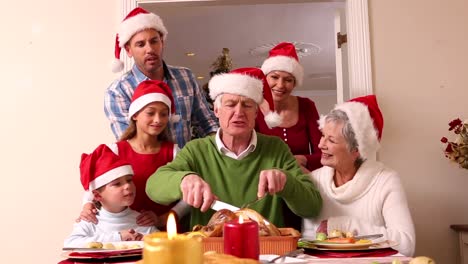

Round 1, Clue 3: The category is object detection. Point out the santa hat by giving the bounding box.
[208,67,282,128]
[261,42,304,87]
[112,7,168,73]
[80,144,134,191]
[320,95,384,161]
[128,80,180,122]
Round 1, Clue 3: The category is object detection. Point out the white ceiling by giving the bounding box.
[141,0,345,91]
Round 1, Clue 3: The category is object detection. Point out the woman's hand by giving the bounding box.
[76,202,98,224]
[137,210,158,227]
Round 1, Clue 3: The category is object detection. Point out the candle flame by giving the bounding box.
[239,214,244,224]
[167,212,177,239]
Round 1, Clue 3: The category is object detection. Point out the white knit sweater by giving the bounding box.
[302,160,416,256]
[64,207,157,247]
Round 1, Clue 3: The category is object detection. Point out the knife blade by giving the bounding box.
[210,200,240,212]
[62,247,113,251]
[354,233,383,240]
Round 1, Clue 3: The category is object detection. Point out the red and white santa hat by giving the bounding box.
[80,144,134,191]
[261,42,304,87]
[112,7,168,73]
[208,67,282,128]
[128,80,180,122]
[320,95,384,161]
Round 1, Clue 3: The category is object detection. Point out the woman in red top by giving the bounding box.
[78,80,188,230]
[256,42,322,173]
[256,43,323,232]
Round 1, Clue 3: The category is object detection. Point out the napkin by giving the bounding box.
[304,248,398,258]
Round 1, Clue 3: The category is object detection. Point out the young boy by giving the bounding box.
[64,144,157,247]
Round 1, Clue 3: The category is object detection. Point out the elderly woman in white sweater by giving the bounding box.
[302,95,415,256]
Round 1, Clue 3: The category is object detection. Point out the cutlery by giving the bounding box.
[210,200,240,212]
[62,247,113,251]
[267,248,304,263]
[241,195,267,209]
[354,233,383,240]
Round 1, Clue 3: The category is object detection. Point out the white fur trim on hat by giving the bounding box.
[89,165,133,191]
[118,13,168,47]
[261,56,304,87]
[320,102,380,161]
[209,73,263,103]
[128,93,172,119]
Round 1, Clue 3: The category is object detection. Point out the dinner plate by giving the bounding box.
[299,240,399,251]
[260,254,307,263]
[62,241,143,259]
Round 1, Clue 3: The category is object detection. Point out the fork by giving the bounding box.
[268,248,305,263]
[240,195,268,209]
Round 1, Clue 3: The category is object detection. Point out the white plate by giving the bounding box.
[301,240,399,251]
[260,254,307,263]
[65,241,144,253]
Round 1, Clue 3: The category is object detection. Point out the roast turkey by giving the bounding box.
[192,208,281,237]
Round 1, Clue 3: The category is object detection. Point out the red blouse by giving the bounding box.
[256,96,322,171]
[116,140,176,215]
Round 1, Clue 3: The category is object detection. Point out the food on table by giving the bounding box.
[86,242,103,248]
[324,237,356,244]
[355,239,372,244]
[409,256,436,264]
[85,241,142,250]
[203,251,260,264]
[103,243,116,249]
[316,232,327,241]
[190,208,282,237]
[329,229,343,238]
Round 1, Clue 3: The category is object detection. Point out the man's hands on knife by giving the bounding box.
[181,174,216,212]
[180,170,287,212]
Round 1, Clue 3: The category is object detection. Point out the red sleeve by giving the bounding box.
[299,97,323,171]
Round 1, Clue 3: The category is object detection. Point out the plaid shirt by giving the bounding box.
[104,63,219,147]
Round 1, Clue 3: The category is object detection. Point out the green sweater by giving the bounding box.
[146,133,322,229]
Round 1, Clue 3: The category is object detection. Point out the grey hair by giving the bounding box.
[214,94,224,108]
[325,109,365,168]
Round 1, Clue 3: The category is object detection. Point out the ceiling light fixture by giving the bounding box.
[196,76,204,80]
[249,41,321,58]
[185,52,196,57]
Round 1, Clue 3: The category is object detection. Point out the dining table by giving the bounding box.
[58,252,413,264]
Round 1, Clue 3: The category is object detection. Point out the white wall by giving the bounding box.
[370,0,468,263]
[0,1,119,263]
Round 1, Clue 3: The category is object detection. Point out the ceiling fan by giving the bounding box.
[249,41,321,58]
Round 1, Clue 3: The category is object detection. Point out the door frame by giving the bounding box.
[120,0,373,97]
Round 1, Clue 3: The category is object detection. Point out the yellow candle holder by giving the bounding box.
[143,232,203,264]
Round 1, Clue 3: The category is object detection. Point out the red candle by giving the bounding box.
[223,215,260,260]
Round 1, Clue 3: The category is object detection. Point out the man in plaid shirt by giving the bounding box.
[105,7,218,147]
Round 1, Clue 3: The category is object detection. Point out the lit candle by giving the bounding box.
[223,215,260,260]
[143,213,203,264]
